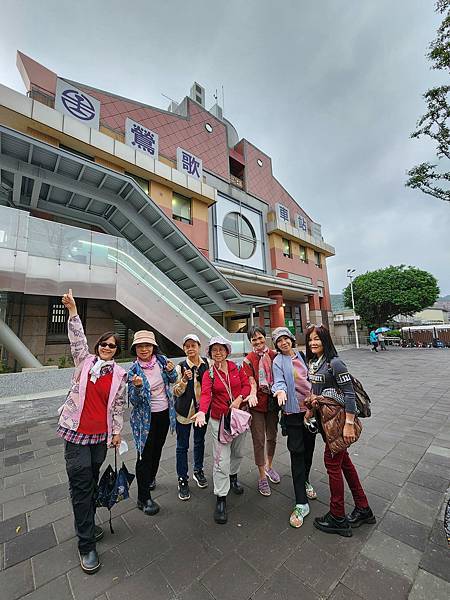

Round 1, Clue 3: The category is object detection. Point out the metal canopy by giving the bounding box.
[0,125,271,314]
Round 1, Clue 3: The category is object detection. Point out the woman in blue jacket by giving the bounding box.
[271,327,317,529]
[128,330,177,516]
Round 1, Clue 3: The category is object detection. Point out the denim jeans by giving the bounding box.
[176,420,207,479]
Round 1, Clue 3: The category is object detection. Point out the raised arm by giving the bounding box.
[62,289,89,366]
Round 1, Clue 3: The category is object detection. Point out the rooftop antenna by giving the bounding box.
[161,92,178,104]
[222,85,225,115]
[213,89,218,103]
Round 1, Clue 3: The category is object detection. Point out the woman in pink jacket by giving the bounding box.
[57,290,126,575]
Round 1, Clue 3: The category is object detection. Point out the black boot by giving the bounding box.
[314,512,352,537]
[347,506,376,528]
[137,496,160,516]
[229,474,244,495]
[214,496,227,524]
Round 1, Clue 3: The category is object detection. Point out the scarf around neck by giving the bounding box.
[256,346,273,393]
[89,358,114,383]
[138,355,157,370]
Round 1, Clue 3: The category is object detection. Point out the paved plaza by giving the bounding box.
[0,348,449,600]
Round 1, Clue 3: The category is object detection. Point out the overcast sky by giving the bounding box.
[1,0,449,295]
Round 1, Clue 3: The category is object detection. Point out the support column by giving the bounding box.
[0,317,42,369]
[268,290,285,329]
[308,294,322,327]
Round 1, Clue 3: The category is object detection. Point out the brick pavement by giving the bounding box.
[0,347,449,600]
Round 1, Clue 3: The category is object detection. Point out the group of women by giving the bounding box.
[57,290,374,575]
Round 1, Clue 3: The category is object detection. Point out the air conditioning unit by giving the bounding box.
[190,82,205,107]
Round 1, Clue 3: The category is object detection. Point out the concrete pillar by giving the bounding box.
[0,317,42,369]
[268,290,285,328]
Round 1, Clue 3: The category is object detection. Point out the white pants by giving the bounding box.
[209,417,247,497]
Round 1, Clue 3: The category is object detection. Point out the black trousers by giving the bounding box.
[284,412,317,504]
[136,409,170,501]
[64,440,107,554]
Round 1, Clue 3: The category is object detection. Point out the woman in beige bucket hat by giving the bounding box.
[128,330,177,516]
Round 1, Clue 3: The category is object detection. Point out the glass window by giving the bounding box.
[47,297,86,343]
[223,212,256,259]
[126,172,149,195]
[299,245,308,262]
[314,251,322,268]
[282,238,292,258]
[172,193,192,224]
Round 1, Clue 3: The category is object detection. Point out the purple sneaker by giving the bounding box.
[265,467,281,484]
[258,478,271,496]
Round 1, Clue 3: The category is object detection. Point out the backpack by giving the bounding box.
[327,362,372,418]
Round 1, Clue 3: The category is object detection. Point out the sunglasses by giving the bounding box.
[99,342,117,349]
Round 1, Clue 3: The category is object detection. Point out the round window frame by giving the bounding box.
[222,211,257,260]
[257,158,263,167]
[205,123,213,133]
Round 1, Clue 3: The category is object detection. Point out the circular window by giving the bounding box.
[222,212,256,259]
[257,158,263,167]
[205,123,213,133]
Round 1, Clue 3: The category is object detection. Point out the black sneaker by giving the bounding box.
[149,479,156,491]
[229,473,244,495]
[79,549,101,574]
[94,525,104,542]
[178,478,191,501]
[193,469,208,488]
[314,512,352,537]
[346,506,376,528]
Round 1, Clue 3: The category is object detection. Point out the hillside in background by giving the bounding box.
[331,294,346,311]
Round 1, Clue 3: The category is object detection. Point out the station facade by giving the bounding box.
[0,51,335,367]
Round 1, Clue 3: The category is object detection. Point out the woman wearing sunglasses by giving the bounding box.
[57,289,126,575]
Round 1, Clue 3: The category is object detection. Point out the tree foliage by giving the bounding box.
[343,265,440,327]
[406,0,450,202]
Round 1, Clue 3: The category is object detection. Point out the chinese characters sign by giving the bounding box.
[125,118,159,159]
[176,147,203,180]
[297,215,308,231]
[55,78,100,130]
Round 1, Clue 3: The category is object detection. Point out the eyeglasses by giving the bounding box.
[99,342,117,349]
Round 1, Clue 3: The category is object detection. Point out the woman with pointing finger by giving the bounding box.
[128,331,177,516]
[57,289,126,574]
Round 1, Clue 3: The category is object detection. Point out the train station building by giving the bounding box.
[0,51,335,368]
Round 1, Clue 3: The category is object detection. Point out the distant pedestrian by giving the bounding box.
[57,289,126,574]
[193,336,251,525]
[306,325,375,537]
[242,326,280,497]
[369,330,379,352]
[271,327,317,529]
[377,332,387,351]
[173,334,210,501]
[128,331,177,516]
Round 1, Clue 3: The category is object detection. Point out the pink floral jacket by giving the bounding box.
[58,315,126,445]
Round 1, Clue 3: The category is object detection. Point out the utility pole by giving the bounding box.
[347,269,360,349]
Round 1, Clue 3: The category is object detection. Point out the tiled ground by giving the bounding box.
[0,347,449,600]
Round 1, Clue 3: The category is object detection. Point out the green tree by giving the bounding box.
[343,266,439,327]
[406,1,450,202]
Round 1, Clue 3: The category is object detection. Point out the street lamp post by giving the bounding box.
[347,269,360,349]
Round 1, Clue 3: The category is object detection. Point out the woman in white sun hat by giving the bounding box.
[193,336,251,525]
